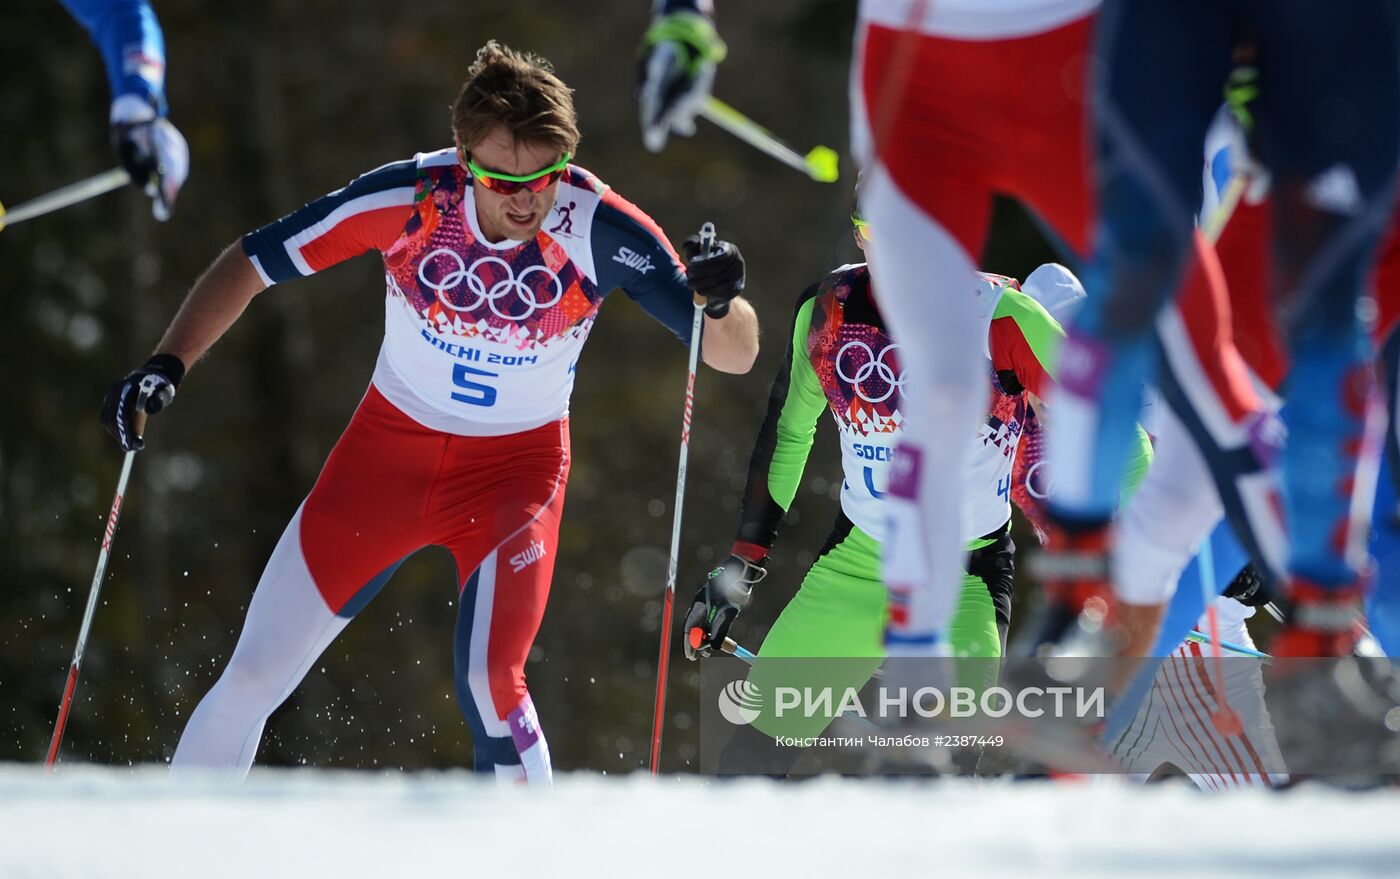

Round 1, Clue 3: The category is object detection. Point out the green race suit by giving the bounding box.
[725,264,1153,744]
[732,264,1077,737]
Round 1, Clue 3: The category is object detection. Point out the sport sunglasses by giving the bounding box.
[851,213,872,241]
[465,151,571,195]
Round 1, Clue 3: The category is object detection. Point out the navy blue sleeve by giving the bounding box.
[591,188,697,345]
[241,159,420,286]
[60,0,167,111]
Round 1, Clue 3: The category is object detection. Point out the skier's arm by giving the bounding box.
[152,245,266,368]
[159,159,419,368]
[60,0,167,112]
[592,189,758,373]
[989,286,1062,401]
[732,285,828,559]
[637,0,725,152]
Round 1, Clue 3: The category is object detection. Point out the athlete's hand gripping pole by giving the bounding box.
[683,553,765,659]
[699,96,839,183]
[45,376,160,769]
[0,168,131,233]
[648,222,715,774]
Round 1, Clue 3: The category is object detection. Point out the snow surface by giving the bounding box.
[1,765,1398,878]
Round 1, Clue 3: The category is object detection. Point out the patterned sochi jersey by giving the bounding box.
[734,263,1063,552]
[242,148,698,435]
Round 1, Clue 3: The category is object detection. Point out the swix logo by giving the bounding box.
[101,495,125,552]
[612,247,655,275]
[510,539,547,573]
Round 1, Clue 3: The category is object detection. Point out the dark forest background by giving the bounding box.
[0,0,1060,773]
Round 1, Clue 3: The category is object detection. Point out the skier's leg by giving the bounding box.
[714,518,885,774]
[1255,0,1400,649]
[1112,402,1225,644]
[948,528,1013,694]
[746,518,886,743]
[854,23,998,651]
[1369,324,1400,655]
[171,506,354,773]
[1111,295,1287,659]
[447,421,570,785]
[172,387,434,773]
[1048,0,1233,525]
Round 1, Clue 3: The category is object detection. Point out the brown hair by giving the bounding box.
[451,41,580,157]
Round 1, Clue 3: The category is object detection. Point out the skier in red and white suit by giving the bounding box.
[100,42,759,783]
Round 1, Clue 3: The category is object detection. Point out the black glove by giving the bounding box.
[100,353,185,452]
[683,553,766,659]
[683,235,745,318]
[1223,563,1271,607]
[110,96,190,221]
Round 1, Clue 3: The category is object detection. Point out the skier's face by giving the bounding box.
[464,126,566,243]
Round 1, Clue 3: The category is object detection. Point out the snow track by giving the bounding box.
[1,766,1397,877]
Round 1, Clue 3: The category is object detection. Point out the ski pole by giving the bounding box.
[648,222,713,774]
[1195,538,1244,736]
[1201,173,1247,244]
[719,637,754,662]
[700,97,839,183]
[718,639,880,733]
[1183,630,1271,661]
[44,378,155,769]
[0,167,130,232]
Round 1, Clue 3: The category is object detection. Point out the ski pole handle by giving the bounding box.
[698,221,716,256]
[694,221,732,319]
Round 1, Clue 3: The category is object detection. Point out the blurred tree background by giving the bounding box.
[0,0,1057,773]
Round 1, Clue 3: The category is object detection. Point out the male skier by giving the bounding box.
[1045,0,1400,658]
[99,41,759,783]
[685,210,1148,759]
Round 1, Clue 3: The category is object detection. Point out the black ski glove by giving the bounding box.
[100,353,185,451]
[109,96,190,221]
[683,553,766,659]
[1223,563,1271,608]
[683,235,745,318]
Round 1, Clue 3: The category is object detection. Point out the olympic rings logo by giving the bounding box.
[836,340,906,404]
[1023,460,1056,500]
[417,249,564,320]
